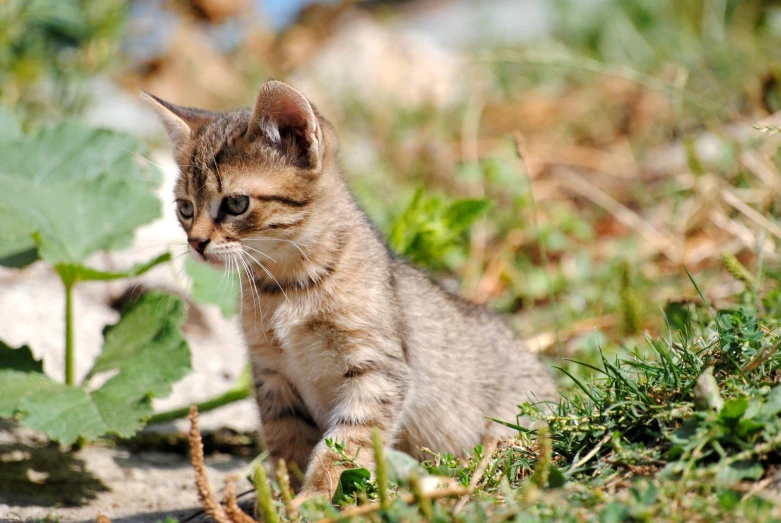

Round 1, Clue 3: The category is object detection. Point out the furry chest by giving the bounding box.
[270,309,347,426]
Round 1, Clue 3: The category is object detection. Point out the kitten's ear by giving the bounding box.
[140,91,211,150]
[248,81,323,171]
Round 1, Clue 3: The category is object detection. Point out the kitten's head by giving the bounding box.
[143,81,335,269]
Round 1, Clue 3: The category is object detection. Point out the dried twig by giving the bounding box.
[96,513,112,523]
[189,405,231,523]
[454,432,499,513]
[312,485,470,523]
[224,478,257,523]
[720,188,781,242]
[553,167,680,263]
[708,210,779,261]
[524,315,618,353]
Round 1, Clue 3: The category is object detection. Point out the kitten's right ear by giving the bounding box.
[248,81,323,171]
[140,91,211,150]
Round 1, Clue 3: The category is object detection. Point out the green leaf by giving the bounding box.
[23,174,161,265]
[0,207,38,264]
[0,293,191,444]
[0,122,158,185]
[387,188,489,270]
[332,467,372,505]
[547,465,566,488]
[715,461,763,486]
[185,258,239,317]
[0,122,162,265]
[17,382,111,442]
[88,293,191,437]
[0,107,22,142]
[720,398,748,421]
[385,448,422,483]
[55,252,171,285]
[762,386,781,417]
[443,199,491,230]
[0,341,43,373]
[0,247,38,268]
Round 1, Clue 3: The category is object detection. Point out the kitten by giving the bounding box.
[143,80,557,498]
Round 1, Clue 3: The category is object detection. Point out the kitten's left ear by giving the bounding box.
[140,91,212,151]
[248,81,324,171]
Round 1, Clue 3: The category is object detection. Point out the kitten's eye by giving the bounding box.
[223,195,249,215]
[177,199,194,219]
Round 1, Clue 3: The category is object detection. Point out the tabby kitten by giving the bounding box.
[143,80,557,499]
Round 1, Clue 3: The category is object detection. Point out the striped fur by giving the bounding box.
[145,81,557,498]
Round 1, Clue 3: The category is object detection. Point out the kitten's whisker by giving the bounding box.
[241,244,276,264]
[243,237,312,262]
[234,253,246,321]
[112,175,164,182]
[241,249,290,303]
[238,252,266,341]
[245,236,312,249]
[217,257,232,301]
[118,146,167,172]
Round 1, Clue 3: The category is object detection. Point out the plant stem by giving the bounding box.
[254,464,279,523]
[372,429,389,509]
[147,383,251,425]
[64,280,75,386]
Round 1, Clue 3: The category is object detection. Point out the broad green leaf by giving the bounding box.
[87,292,191,437]
[18,381,110,442]
[0,340,43,373]
[0,369,111,443]
[332,467,372,505]
[0,371,59,418]
[0,107,22,142]
[0,292,191,444]
[0,206,38,264]
[0,122,157,185]
[55,252,171,285]
[0,122,162,265]
[185,258,239,317]
[21,174,161,265]
[0,247,38,268]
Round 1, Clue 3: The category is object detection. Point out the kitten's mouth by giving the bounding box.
[188,248,224,269]
[191,243,242,270]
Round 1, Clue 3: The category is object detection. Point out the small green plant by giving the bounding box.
[0,109,191,444]
[388,186,490,271]
[0,0,127,123]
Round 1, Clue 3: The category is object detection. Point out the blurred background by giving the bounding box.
[2,0,781,429]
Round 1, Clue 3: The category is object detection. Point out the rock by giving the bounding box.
[289,12,478,119]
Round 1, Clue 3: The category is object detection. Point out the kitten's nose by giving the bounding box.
[188,237,210,255]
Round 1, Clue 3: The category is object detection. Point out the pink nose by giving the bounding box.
[188,237,210,255]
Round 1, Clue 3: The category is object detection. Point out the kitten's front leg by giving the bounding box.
[254,367,322,487]
[302,356,409,497]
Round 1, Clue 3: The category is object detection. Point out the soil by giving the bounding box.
[0,423,255,523]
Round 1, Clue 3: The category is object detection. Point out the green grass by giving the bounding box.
[5,0,781,520]
[244,270,781,522]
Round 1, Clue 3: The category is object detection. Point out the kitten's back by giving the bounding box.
[390,259,556,457]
